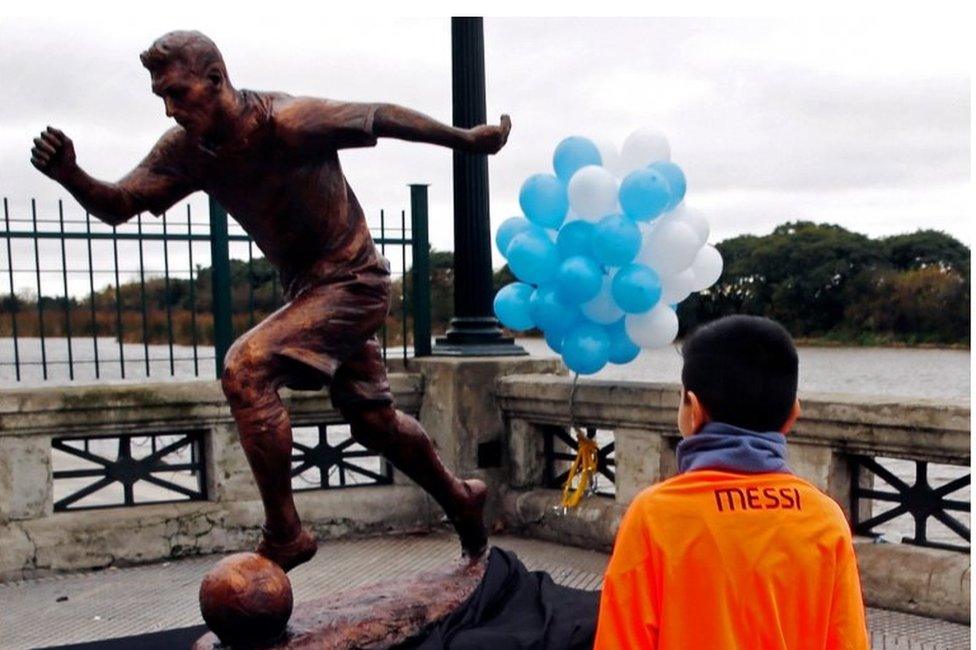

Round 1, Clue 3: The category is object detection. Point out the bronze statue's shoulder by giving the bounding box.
[144,126,198,164]
[240,89,293,120]
[267,95,355,121]
[156,125,191,148]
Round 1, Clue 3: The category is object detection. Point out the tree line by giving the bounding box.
[0,222,970,347]
[677,223,969,345]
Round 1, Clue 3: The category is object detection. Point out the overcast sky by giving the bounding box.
[1,12,970,290]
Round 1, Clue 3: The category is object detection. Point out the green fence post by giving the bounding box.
[410,184,432,357]
[208,197,234,378]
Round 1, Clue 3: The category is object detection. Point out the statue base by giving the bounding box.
[192,554,487,649]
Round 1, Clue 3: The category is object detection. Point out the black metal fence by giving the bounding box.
[851,456,970,552]
[291,423,393,491]
[0,187,432,386]
[51,430,208,511]
[543,424,616,498]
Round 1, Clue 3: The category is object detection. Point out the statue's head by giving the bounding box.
[140,31,233,138]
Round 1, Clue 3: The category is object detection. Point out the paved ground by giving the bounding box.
[0,532,969,649]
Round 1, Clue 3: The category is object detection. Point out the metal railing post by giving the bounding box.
[208,197,234,378]
[410,184,432,357]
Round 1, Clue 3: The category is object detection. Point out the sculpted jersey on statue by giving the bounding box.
[122,89,385,297]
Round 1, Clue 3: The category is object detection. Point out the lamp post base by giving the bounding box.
[432,317,528,357]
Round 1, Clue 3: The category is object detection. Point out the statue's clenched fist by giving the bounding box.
[30,126,77,183]
[468,114,511,155]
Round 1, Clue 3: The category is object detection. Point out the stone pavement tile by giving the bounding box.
[0,532,969,650]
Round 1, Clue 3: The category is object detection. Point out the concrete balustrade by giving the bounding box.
[0,375,431,581]
[495,374,971,623]
[0,357,563,582]
[0,361,969,625]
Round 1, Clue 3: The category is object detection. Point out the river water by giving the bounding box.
[3,336,970,550]
[517,338,971,400]
[2,336,970,399]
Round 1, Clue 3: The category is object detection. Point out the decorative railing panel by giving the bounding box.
[52,431,207,511]
[851,456,970,553]
[290,423,393,491]
[543,424,616,498]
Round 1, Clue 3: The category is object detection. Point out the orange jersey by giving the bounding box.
[595,470,869,649]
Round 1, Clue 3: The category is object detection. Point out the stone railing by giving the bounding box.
[0,357,562,582]
[1,358,969,623]
[495,374,971,623]
[0,376,434,581]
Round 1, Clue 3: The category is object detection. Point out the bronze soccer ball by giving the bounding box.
[199,552,293,647]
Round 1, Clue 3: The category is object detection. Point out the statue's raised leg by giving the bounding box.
[342,404,488,557]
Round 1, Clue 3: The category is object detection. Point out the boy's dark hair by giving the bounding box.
[681,315,798,432]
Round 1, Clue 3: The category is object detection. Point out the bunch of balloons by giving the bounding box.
[494,128,723,375]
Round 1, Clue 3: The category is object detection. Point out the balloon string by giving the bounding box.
[569,372,580,433]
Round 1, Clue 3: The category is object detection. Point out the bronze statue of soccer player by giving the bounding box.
[31,30,510,572]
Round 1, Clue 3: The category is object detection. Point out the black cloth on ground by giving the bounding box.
[402,546,599,650]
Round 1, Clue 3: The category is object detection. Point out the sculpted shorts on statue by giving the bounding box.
[227,266,394,410]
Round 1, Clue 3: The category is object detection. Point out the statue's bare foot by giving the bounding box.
[257,527,318,572]
[452,479,488,559]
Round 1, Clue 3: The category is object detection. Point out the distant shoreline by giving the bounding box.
[792,338,970,351]
[1,333,970,352]
[512,332,970,352]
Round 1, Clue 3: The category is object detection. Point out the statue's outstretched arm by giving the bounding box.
[277,98,510,156]
[31,126,195,225]
[373,104,511,155]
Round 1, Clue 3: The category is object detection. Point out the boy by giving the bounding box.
[594,315,869,649]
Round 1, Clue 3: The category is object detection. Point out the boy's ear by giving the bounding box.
[687,390,710,432]
[779,398,802,434]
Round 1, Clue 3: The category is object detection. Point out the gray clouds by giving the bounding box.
[1,14,969,277]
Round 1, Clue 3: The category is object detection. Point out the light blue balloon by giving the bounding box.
[493,282,535,331]
[555,255,603,305]
[649,161,687,209]
[553,136,602,183]
[529,284,579,336]
[545,329,565,354]
[612,263,662,314]
[606,318,640,364]
[619,168,672,222]
[496,216,533,257]
[594,214,641,266]
[556,220,597,260]
[562,322,610,375]
[507,230,559,285]
[519,174,569,229]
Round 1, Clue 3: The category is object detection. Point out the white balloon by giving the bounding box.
[619,127,671,174]
[625,303,679,349]
[689,244,724,291]
[660,267,696,304]
[581,274,624,325]
[636,221,654,260]
[592,138,622,178]
[639,220,700,276]
[665,204,710,246]
[567,165,619,221]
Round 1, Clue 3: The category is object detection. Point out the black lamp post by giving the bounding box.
[433,16,526,356]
